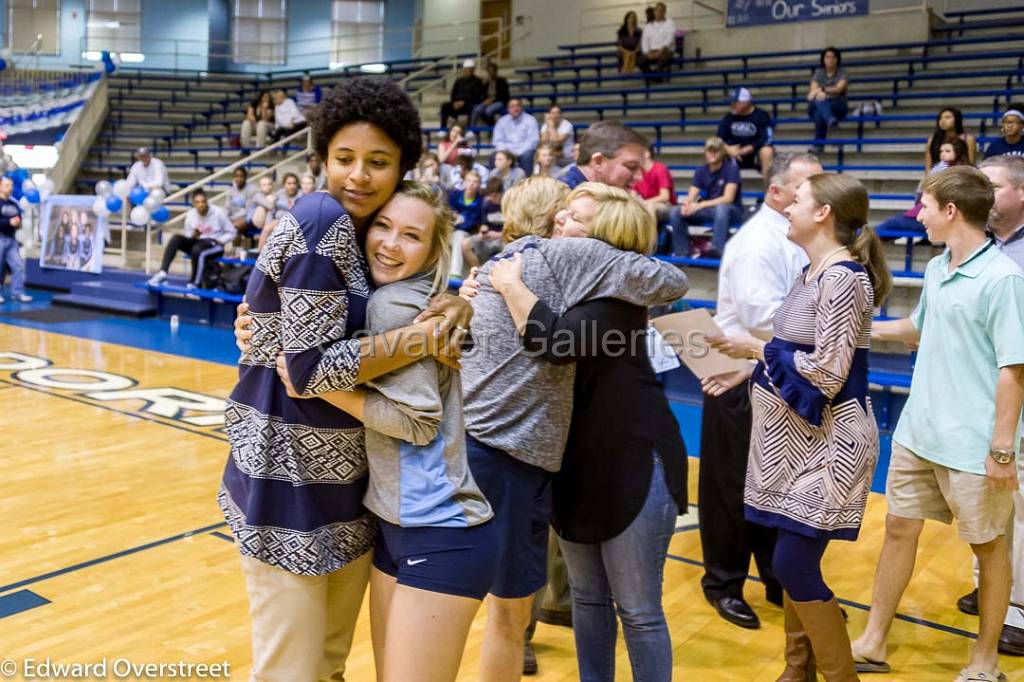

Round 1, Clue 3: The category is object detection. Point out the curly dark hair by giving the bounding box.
[309,77,423,178]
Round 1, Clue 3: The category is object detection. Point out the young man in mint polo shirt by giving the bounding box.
[850,166,1024,682]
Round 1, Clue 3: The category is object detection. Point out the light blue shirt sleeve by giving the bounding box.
[987,273,1024,368]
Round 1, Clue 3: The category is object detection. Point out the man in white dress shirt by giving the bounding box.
[270,89,306,143]
[126,147,172,193]
[640,2,676,83]
[697,152,823,629]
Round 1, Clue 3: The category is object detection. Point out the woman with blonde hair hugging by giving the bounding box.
[276,182,497,682]
[488,183,689,681]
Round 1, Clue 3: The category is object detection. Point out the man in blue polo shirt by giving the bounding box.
[852,166,1024,682]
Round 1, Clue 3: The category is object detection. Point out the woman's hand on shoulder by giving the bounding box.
[459,267,481,300]
[489,253,523,296]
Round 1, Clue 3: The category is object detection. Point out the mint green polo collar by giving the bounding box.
[940,239,996,281]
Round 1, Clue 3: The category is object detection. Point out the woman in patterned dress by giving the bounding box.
[709,173,891,681]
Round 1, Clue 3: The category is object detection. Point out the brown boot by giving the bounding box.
[777,595,817,682]
[790,597,859,682]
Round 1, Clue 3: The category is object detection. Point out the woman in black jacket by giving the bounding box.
[490,182,687,682]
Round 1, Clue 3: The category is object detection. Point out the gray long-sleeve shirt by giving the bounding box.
[362,273,492,527]
[461,236,689,471]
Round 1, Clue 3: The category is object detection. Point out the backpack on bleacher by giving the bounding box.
[853,100,884,117]
[217,262,252,295]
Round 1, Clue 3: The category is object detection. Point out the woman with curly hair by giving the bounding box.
[222,77,472,681]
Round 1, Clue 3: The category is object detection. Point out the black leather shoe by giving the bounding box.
[538,607,573,628]
[708,596,761,629]
[957,588,979,616]
[523,642,538,675]
[999,624,1024,656]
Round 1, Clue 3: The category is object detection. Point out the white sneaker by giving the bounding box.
[185,282,198,290]
[15,294,32,303]
[147,271,168,287]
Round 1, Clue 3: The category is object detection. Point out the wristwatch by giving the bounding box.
[989,448,1016,465]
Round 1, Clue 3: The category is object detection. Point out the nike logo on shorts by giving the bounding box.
[406,558,427,566]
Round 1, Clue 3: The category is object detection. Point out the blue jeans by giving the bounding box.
[807,97,848,144]
[558,455,678,682]
[0,234,26,297]
[670,204,744,256]
[469,101,506,128]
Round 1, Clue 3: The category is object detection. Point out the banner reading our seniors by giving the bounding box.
[726,0,870,28]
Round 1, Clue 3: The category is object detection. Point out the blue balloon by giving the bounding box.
[129,186,148,206]
[106,195,123,213]
[14,168,29,182]
[101,51,116,74]
[152,206,170,223]
[0,59,7,72]
[25,189,40,204]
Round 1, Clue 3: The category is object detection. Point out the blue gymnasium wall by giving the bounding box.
[0,0,416,73]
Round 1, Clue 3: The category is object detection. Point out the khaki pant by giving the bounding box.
[971,453,1024,628]
[241,552,372,682]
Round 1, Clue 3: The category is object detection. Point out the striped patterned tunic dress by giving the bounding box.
[745,261,879,541]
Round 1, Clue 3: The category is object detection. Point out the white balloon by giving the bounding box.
[92,197,111,218]
[94,180,112,197]
[18,197,31,211]
[113,179,131,199]
[148,188,166,203]
[21,180,35,192]
[39,178,54,194]
[39,188,51,202]
[142,196,162,213]
[129,205,151,225]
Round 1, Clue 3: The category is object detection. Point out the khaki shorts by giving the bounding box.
[886,441,1014,545]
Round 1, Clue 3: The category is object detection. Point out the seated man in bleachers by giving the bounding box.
[294,73,322,116]
[640,2,676,83]
[493,98,540,178]
[632,143,678,251]
[717,88,774,173]
[671,136,743,259]
[539,105,574,165]
[270,90,306,143]
[469,61,510,128]
[985,104,1024,159]
[440,59,484,129]
[126,147,171,194]
[147,188,236,289]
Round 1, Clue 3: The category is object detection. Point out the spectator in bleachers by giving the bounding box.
[493,98,540,177]
[806,47,849,154]
[270,90,306,143]
[718,87,775,173]
[533,143,563,178]
[126,147,171,194]
[558,120,647,191]
[0,176,30,303]
[438,125,467,166]
[440,59,484,129]
[539,104,575,164]
[241,90,275,149]
[632,143,678,245]
[491,150,526,192]
[639,2,676,83]
[925,107,977,170]
[227,167,256,234]
[147,188,235,289]
[294,73,322,115]
[275,173,301,216]
[672,136,743,259]
[408,152,441,186]
[616,10,642,74]
[300,174,317,196]
[985,104,1024,158]
[463,176,507,269]
[470,61,510,128]
[250,175,278,232]
[441,148,489,192]
[877,138,970,233]
[448,169,484,276]
[304,152,326,191]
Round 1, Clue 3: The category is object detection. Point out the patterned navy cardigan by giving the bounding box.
[219,192,376,576]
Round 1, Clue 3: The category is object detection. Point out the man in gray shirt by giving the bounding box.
[460,233,688,680]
